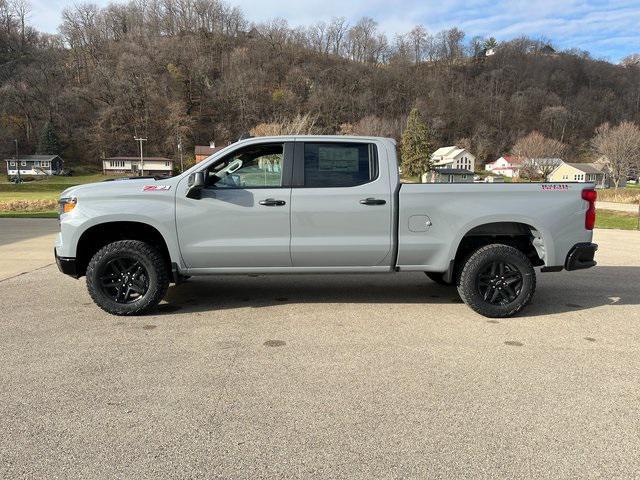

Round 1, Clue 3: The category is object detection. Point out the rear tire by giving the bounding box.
[86,240,169,316]
[425,272,453,286]
[457,244,536,318]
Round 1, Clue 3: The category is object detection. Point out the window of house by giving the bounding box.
[165,161,171,167]
[303,143,377,188]
[208,143,284,189]
[43,161,50,167]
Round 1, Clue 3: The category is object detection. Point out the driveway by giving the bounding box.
[1,221,639,479]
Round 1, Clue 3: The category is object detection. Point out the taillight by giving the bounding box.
[582,189,597,230]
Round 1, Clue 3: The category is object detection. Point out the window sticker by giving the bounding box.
[318,147,359,172]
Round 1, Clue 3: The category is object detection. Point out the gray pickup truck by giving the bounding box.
[55,135,598,318]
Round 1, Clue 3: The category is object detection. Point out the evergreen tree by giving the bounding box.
[400,108,431,178]
[38,121,62,155]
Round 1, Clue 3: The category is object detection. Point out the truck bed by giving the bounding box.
[396,182,594,272]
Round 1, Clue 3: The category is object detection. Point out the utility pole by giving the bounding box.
[134,136,147,176]
[177,134,184,173]
[14,139,21,183]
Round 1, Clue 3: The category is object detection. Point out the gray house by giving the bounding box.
[422,168,474,183]
[5,155,64,176]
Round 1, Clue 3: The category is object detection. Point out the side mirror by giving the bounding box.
[186,171,205,199]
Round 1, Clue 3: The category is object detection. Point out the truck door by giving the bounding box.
[176,142,293,269]
[290,141,393,267]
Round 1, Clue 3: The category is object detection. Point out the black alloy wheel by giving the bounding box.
[98,257,150,304]
[475,260,523,305]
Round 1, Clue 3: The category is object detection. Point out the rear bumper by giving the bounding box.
[565,242,598,271]
[54,248,79,278]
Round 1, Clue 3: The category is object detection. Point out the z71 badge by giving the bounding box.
[142,185,171,191]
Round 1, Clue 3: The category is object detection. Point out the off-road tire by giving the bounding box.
[86,240,169,316]
[425,272,453,286]
[457,244,536,318]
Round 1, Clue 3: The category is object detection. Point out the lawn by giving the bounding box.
[596,209,639,230]
[0,174,113,216]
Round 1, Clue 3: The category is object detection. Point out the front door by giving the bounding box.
[290,141,393,268]
[176,142,292,269]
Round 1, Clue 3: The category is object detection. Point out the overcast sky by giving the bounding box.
[30,0,640,62]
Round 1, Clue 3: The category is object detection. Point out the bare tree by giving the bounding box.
[513,131,566,179]
[11,0,29,48]
[407,25,427,63]
[592,122,640,188]
[326,17,348,56]
[621,53,640,67]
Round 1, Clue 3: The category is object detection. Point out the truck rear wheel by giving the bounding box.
[86,240,169,316]
[457,244,536,318]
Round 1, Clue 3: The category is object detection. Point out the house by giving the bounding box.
[5,155,64,176]
[430,146,476,171]
[547,162,609,188]
[102,156,174,176]
[484,155,521,178]
[195,142,225,163]
[423,168,474,183]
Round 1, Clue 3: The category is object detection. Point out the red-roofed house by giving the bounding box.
[484,155,522,178]
[195,142,225,163]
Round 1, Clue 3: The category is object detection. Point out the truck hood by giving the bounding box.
[59,177,175,199]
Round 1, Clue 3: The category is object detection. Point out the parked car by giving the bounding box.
[55,136,598,318]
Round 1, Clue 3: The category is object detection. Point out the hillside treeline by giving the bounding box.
[1,0,639,166]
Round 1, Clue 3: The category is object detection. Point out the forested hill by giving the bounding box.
[1,0,639,166]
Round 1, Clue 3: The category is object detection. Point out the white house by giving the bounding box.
[430,146,475,171]
[102,156,174,176]
[5,155,64,176]
[484,154,521,178]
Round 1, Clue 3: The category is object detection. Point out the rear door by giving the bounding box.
[290,141,393,267]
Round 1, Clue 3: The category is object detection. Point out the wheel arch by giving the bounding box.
[74,220,173,278]
[444,217,551,283]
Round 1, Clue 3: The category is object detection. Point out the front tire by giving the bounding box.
[86,240,169,316]
[457,244,536,318]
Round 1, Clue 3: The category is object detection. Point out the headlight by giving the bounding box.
[58,197,77,215]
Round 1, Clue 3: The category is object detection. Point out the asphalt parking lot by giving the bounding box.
[1,219,640,479]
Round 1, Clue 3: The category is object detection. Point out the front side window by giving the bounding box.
[208,143,284,189]
[303,143,377,188]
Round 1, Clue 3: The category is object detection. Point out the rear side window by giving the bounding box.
[303,143,377,188]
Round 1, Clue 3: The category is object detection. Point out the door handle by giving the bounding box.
[360,198,386,206]
[259,198,286,206]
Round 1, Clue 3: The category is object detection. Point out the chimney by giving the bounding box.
[209,141,216,149]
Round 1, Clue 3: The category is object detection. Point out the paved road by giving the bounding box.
[0,218,59,281]
[597,201,639,213]
[1,222,640,479]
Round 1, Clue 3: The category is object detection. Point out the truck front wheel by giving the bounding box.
[457,244,536,318]
[86,240,169,316]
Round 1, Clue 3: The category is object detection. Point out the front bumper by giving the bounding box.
[565,242,598,271]
[54,248,79,278]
